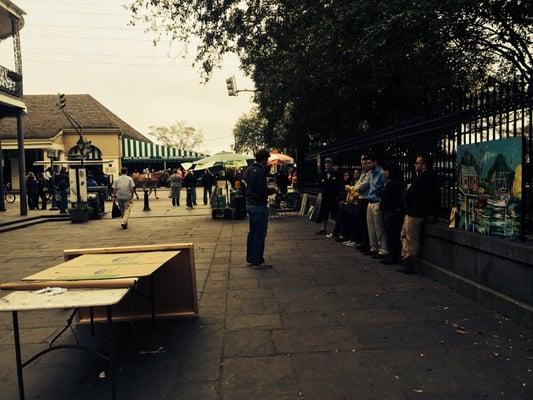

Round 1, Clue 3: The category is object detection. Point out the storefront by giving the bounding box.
[0,94,150,189]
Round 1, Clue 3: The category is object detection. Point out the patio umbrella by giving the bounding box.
[192,152,253,170]
[268,152,294,166]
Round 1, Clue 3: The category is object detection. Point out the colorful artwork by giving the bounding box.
[457,137,523,240]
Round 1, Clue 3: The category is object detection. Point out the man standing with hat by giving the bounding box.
[243,149,277,269]
[316,157,339,235]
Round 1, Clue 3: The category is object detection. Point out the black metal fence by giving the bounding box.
[303,80,532,236]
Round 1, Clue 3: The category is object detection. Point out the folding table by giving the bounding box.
[0,288,131,400]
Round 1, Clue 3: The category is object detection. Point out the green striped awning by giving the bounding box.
[121,137,207,161]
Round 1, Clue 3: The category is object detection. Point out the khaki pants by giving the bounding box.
[367,202,388,255]
[118,199,133,225]
[400,215,424,259]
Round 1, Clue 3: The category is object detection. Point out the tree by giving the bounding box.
[130,0,532,153]
[232,109,267,155]
[148,121,204,150]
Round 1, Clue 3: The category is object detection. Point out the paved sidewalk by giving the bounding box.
[0,201,531,399]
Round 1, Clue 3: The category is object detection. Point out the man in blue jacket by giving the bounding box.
[365,154,388,258]
[243,149,277,269]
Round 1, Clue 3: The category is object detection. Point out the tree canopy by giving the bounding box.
[147,120,204,150]
[130,1,532,152]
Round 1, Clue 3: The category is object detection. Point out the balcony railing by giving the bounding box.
[0,65,22,98]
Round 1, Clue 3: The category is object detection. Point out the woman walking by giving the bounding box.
[170,169,182,206]
[26,172,39,210]
[37,172,48,210]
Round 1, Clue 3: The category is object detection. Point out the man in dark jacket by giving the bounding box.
[202,169,215,205]
[398,154,441,274]
[317,157,339,235]
[243,149,277,269]
[379,162,404,265]
[183,169,197,209]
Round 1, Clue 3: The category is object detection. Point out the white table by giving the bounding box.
[0,288,130,400]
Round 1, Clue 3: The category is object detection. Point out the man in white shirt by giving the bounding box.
[112,167,135,229]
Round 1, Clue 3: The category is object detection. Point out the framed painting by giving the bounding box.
[457,137,523,240]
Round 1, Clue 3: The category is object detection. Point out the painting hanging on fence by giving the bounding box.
[457,137,523,240]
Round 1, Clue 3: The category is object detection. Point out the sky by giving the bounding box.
[1,0,256,154]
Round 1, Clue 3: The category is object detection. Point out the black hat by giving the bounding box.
[324,157,333,163]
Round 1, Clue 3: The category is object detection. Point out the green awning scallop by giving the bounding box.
[121,137,207,162]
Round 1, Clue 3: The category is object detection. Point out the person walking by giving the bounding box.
[202,169,215,205]
[170,169,182,207]
[365,154,388,258]
[183,168,197,209]
[276,168,290,195]
[398,154,441,274]
[37,172,48,210]
[316,157,339,235]
[379,162,404,265]
[56,169,69,214]
[26,172,39,210]
[243,149,277,269]
[112,167,135,229]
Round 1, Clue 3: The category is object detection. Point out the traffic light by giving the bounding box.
[226,77,237,96]
[57,93,66,110]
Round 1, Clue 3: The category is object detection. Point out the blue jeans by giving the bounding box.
[186,188,194,208]
[246,204,269,265]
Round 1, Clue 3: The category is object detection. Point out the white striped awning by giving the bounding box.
[121,137,207,161]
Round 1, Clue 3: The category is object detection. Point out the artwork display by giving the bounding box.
[457,137,523,240]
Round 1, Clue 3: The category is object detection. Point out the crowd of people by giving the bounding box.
[317,154,440,274]
[25,167,70,213]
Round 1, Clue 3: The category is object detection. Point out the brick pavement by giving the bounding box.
[0,196,531,399]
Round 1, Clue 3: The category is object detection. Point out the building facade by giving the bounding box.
[0,0,26,213]
[0,94,151,189]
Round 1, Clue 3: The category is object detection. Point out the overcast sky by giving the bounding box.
[2,0,256,154]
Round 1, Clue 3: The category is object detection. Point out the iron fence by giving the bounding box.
[303,80,533,236]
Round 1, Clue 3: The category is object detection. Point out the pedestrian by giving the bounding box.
[37,172,48,210]
[328,169,360,242]
[183,168,197,209]
[202,169,215,205]
[379,162,404,265]
[112,167,135,229]
[170,168,182,207]
[87,174,98,188]
[316,157,339,235]
[398,154,441,274]
[365,154,388,258]
[26,172,39,210]
[243,149,277,269]
[343,156,371,249]
[276,168,290,195]
[56,169,69,214]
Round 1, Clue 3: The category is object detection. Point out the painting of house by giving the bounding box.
[460,165,479,193]
[456,137,523,240]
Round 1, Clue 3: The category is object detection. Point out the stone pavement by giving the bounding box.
[0,195,531,400]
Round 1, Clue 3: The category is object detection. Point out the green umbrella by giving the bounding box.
[193,152,253,170]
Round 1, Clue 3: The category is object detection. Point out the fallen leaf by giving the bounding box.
[412,389,424,393]
[456,329,468,335]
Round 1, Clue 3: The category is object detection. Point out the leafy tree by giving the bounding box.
[232,109,267,155]
[129,0,532,153]
[148,120,204,150]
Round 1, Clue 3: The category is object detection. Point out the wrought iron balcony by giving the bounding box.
[0,64,22,97]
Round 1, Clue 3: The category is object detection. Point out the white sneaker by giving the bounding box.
[325,233,334,239]
[343,241,356,247]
